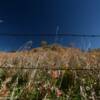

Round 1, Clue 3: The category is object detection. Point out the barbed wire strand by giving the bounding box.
[0,67,100,70]
[0,33,100,37]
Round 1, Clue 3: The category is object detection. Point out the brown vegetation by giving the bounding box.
[0,45,100,99]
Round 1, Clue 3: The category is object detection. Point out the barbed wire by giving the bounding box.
[0,67,100,70]
[0,33,100,37]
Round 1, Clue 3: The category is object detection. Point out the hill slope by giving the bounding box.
[0,45,100,99]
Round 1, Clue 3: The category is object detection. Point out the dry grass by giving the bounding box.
[0,45,100,100]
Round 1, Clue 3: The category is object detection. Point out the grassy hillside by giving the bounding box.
[0,45,100,100]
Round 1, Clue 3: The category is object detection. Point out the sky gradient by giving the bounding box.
[0,0,100,51]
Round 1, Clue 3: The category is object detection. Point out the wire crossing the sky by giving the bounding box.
[0,33,100,37]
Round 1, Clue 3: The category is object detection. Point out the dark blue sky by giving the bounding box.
[0,0,100,51]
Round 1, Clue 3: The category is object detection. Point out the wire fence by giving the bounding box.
[0,34,100,99]
[0,33,100,37]
[0,33,100,71]
[0,67,100,71]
